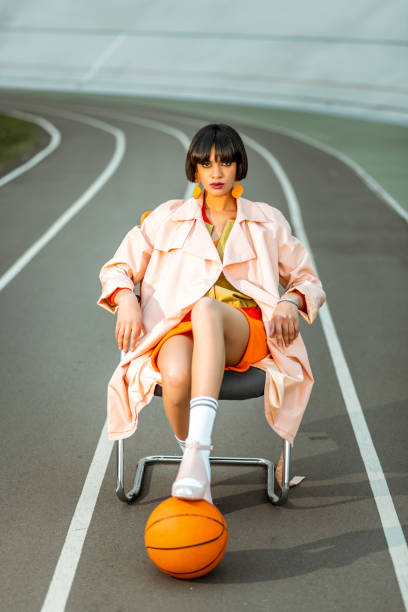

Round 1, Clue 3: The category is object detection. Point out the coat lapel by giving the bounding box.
[222,216,255,266]
[167,194,271,266]
[224,196,271,266]
[168,194,220,263]
[184,219,222,263]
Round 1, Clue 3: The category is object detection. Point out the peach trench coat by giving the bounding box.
[97,195,326,444]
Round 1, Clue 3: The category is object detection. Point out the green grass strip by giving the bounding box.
[0,113,42,168]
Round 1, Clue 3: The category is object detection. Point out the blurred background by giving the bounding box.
[1,0,407,211]
[1,0,407,121]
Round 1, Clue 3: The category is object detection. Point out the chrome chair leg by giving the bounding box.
[279,438,291,505]
[115,438,292,506]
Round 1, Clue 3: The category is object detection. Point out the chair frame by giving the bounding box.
[114,290,293,506]
[115,434,291,506]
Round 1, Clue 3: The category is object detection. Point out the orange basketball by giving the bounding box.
[144,497,228,579]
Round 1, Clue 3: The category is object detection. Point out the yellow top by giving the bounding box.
[139,208,258,310]
[203,218,258,309]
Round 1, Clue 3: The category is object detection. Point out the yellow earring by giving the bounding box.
[193,172,202,199]
[231,180,244,198]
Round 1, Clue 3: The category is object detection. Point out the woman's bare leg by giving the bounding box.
[190,297,250,397]
[156,298,250,438]
[156,333,193,440]
[164,298,251,501]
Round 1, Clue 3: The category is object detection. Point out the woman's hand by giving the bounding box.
[269,301,299,348]
[115,290,143,352]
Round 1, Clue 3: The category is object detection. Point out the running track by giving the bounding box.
[0,91,407,612]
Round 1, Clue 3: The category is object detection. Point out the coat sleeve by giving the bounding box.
[276,212,326,324]
[97,219,154,314]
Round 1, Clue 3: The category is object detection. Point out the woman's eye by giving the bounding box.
[200,161,231,167]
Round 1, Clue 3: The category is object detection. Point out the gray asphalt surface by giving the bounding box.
[0,90,407,612]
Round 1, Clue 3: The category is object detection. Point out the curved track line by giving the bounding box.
[0,107,126,293]
[252,122,408,223]
[22,106,404,609]
[0,109,61,188]
[241,132,408,608]
[78,105,408,605]
[99,104,407,222]
[85,110,192,149]
[36,109,192,612]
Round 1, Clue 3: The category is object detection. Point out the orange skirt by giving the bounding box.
[150,305,270,373]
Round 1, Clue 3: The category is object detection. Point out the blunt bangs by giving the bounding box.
[185,124,248,182]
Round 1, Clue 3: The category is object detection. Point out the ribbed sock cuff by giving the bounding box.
[190,395,218,413]
[186,396,218,453]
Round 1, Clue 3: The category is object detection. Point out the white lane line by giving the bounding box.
[95,104,407,223]
[243,132,408,609]
[94,102,408,603]
[71,107,192,149]
[2,80,407,126]
[14,105,402,609]
[41,421,111,612]
[37,108,192,612]
[0,109,61,187]
[0,107,125,292]
[80,34,127,84]
[254,122,408,223]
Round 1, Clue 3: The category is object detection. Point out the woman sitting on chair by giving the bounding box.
[98,123,326,505]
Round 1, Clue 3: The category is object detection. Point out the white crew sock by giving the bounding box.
[174,433,186,455]
[185,395,218,482]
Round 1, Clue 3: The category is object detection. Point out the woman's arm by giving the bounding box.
[114,289,144,352]
[97,221,154,314]
[97,221,153,351]
[104,287,129,307]
[276,214,326,325]
[280,288,306,310]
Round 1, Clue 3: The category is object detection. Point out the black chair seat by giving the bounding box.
[154,366,266,400]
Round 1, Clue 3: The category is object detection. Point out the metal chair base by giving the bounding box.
[116,438,292,506]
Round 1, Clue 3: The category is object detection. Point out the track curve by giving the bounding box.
[0,92,406,612]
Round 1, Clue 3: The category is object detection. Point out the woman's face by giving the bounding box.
[196,144,237,198]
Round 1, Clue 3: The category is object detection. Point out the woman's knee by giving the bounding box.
[157,337,192,394]
[190,297,221,326]
[161,366,191,393]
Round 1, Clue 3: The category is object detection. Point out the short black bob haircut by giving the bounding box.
[185,123,248,182]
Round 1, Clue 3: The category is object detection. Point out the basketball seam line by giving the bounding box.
[146,526,226,551]
[145,512,226,532]
[151,537,228,576]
